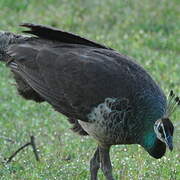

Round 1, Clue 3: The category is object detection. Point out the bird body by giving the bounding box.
[0,24,177,180]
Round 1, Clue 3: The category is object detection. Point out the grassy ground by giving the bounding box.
[0,0,179,179]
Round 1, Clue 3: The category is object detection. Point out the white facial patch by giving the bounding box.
[154,120,167,144]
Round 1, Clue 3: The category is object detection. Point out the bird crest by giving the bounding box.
[165,90,180,118]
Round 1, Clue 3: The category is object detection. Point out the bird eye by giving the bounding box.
[158,126,161,131]
[158,125,166,138]
[158,126,163,133]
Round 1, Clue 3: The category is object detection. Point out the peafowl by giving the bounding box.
[0,24,179,180]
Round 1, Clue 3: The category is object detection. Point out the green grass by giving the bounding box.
[0,0,179,179]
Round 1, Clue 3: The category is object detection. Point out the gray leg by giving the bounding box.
[99,146,114,180]
[90,147,100,180]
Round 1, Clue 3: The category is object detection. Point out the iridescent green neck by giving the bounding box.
[140,131,166,159]
[142,131,157,149]
[137,95,166,149]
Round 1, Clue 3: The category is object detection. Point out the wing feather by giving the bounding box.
[20,23,112,50]
[7,43,83,119]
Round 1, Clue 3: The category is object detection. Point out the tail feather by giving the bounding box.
[0,31,44,103]
[0,31,30,62]
[0,32,12,62]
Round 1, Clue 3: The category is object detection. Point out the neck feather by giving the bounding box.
[141,131,166,159]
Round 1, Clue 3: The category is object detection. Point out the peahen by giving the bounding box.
[0,24,179,180]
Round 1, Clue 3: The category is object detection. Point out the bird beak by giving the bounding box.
[165,135,173,151]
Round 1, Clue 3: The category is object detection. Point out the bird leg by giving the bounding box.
[99,145,115,180]
[90,146,100,180]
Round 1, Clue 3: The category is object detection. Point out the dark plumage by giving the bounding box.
[0,24,178,180]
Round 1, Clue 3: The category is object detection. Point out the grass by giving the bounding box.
[0,0,179,179]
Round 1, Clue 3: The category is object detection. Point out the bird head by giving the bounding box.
[154,90,179,151]
[154,118,174,151]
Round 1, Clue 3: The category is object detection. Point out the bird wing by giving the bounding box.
[7,38,137,121]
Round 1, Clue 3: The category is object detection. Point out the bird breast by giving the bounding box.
[78,97,134,145]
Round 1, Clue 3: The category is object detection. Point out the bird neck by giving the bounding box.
[141,131,157,149]
[135,94,167,158]
[140,131,166,159]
